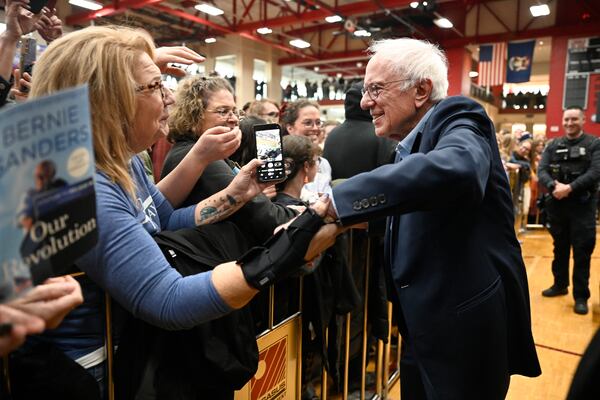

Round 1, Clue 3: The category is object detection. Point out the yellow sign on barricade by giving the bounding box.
[235,315,301,400]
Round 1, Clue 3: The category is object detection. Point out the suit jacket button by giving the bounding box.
[353,201,361,211]
[378,194,386,204]
[361,198,370,208]
[370,196,378,206]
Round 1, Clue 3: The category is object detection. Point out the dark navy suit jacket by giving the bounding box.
[332,96,541,399]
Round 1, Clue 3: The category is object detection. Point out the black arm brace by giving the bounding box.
[237,208,324,290]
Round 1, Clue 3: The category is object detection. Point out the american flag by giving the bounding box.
[478,42,506,87]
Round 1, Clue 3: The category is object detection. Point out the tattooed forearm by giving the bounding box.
[195,193,243,225]
[227,194,238,206]
[199,206,218,222]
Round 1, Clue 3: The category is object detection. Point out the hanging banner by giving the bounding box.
[506,40,536,83]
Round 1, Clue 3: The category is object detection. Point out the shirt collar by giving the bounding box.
[396,104,437,158]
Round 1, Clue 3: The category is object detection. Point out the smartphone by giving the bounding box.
[254,123,285,182]
[29,0,51,14]
[19,38,37,93]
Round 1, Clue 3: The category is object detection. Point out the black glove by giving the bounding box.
[237,208,324,289]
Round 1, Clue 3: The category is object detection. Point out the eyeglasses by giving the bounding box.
[207,108,240,118]
[301,119,323,128]
[136,81,165,99]
[260,111,280,118]
[361,78,410,101]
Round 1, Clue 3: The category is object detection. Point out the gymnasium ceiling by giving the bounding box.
[57,0,600,76]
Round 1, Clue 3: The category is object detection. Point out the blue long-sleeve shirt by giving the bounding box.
[43,156,231,360]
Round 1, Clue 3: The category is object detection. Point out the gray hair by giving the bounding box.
[368,38,448,101]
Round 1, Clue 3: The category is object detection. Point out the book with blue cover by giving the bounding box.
[0,85,97,302]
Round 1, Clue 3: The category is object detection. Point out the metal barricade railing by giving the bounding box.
[4,231,402,400]
[236,228,402,400]
[320,230,401,400]
[235,278,303,400]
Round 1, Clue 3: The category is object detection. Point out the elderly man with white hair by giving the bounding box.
[320,38,541,399]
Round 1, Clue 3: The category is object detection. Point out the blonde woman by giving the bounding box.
[27,25,329,398]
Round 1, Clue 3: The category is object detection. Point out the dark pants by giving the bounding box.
[400,340,429,400]
[547,196,597,300]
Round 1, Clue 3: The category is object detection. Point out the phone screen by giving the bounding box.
[29,0,50,14]
[19,38,37,93]
[254,124,285,182]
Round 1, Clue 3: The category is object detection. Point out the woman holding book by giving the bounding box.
[23,25,332,399]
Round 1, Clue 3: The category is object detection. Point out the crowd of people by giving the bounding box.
[282,77,363,101]
[497,128,547,229]
[1,1,599,399]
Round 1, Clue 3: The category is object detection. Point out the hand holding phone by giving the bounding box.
[254,123,285,182]
[19,37,37,93]
[29,0,52,14]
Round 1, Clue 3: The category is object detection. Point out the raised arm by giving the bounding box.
[192,159,270,225]
[0,0,29,82]
[80,176,328,329]
[157,126,241,207]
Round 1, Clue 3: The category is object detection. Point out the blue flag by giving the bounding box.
[506,40,535,83]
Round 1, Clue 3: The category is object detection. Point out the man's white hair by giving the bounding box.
[368,38,448,101]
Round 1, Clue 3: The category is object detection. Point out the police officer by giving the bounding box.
[538,106,600,315]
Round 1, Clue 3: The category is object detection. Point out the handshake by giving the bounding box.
[238,194,345,290]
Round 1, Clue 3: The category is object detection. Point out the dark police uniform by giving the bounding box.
[538,133,600,301]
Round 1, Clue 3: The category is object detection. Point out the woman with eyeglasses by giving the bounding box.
[163,75,298,244]
[22,26,329,399]
[281,99,333,202]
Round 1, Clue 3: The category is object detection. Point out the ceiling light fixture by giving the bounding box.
[356,62,363,68]
[68,0,103,10]
[314,66,320,72]
[289,39,311,49]
[409,1,419,8]
[354,29,371,37]
[530,4,550,17]
[433,17,453,28]
[257,27,272,34]
[204,37,217,43]
[325,15,343,23]
[195,3,224,16]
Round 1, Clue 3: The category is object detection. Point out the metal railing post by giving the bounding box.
[360,238,371,400]
[321,327,328,399]
[297,277,303,399]
[104,292,114,400]
[342,230,354,400]
[375,338,384,396]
